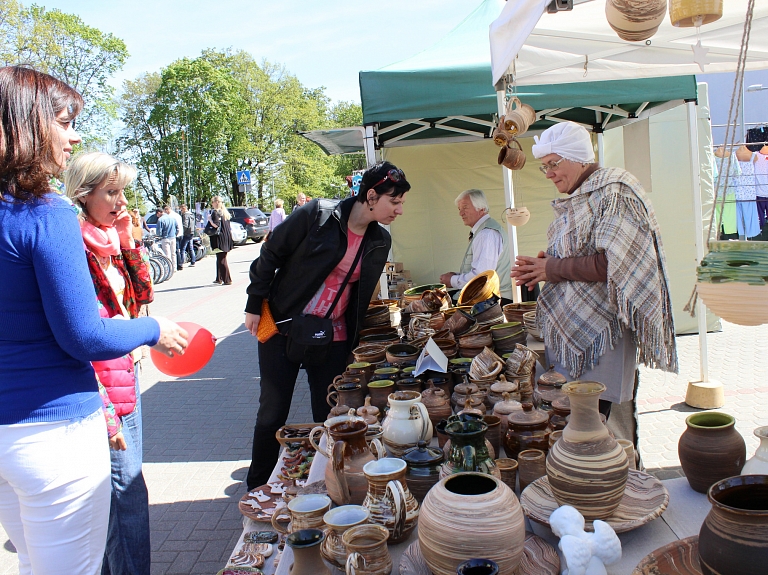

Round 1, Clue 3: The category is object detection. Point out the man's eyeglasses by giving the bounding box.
[371,168,405,189]
[538,158,566,175]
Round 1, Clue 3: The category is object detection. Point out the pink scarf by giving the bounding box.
[81,219,121,259]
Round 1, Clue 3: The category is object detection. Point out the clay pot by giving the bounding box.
[547,396,570,432]
[605,0,666,42]
[366,379,394,413]
[493,392,523,441]
[452,381,480,409]
[381,390,433,457]
[385,343,420,365]
[271,494,331,534]
[324,420,386,506]
[403,440,445,503]
[678,412,746,493]
[546,381,628,520]
[327,382,365,409]
[343,524,392,575]
[321,505,369,569]
[362,458,419,544]
[458,396,486,417]
[418,472,526,575]
[504,402,550,460]
[495,458,518,492]
[421,382,453,428]
[502,206,530,227]
[372,366,400,382]
[346,361,374,385]
[286,529,330,575]
[487,378,518,407]
[698,475,768,575]
[742,426,768,475]
[441,419,499,478]
[518,449,547,493]
[457,559,500,575]
[356,396,380,425]
[483,415,502,458]
[396,377,423,394]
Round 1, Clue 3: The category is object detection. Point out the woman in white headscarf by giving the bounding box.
[511,122,677,454]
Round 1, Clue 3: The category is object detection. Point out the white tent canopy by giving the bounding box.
[491,0,768,88]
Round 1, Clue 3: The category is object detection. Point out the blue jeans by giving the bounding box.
[102,373,150,575]
[179,234,196,266]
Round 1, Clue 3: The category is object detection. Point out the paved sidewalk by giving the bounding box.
[0,239,765,573]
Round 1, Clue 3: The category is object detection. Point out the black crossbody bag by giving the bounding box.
[285,238,366,366]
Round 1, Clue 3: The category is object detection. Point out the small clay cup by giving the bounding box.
[495,458,518,492]
[517,449,546,493]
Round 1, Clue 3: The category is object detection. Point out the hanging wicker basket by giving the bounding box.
[696,241,768,326]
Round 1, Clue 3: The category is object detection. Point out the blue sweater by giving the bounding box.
[0,193,161,424]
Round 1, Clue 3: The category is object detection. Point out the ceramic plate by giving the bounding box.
[399,532,559,575]
[238,483,283,522]
[216,567,263,575]
[631,536,702,575]
[520,468,669,534]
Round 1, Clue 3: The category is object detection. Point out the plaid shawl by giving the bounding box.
[537,167,678,377]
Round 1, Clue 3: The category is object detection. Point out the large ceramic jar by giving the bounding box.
[323,420,385,506]
[678,412,746,493]
[698,475,768,575]
[402,440,444,503]
[504,402,550,460]
[743,426,768,475]
[362,458,419,543]
[418,472,525,575]
[441,419,499,478]
[546,381,628,520]
[381,390,433,457]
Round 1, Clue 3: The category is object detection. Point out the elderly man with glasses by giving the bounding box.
[511,121,678,463]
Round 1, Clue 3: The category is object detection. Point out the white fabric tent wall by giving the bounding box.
[383,85,716,335]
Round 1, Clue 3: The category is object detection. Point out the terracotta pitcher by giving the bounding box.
[322,420,385,506]
[362,457,419,544]
[380,390,433,457]
[441,419,499,479]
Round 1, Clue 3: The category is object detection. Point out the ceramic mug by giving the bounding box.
[327,382,365,409]
[271,494,331,534]
[321,505,370,569]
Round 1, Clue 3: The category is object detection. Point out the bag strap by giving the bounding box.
[324,235,366,319]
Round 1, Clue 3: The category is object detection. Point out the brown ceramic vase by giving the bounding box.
[698,475,768,575]
[546,381,628,520]
[418,472,525,575]
[325,420,385,506]
[286,529,331,575]
[678,412,747,494]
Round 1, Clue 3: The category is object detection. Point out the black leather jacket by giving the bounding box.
[245,197,390,348]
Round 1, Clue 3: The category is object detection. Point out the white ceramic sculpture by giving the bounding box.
[550,505,622,575]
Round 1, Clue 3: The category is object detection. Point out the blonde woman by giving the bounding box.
[208,195,233,284]
[269,198,286,231]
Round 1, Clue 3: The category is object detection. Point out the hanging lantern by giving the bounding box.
[606,0,667,42]
[669,0,722,28]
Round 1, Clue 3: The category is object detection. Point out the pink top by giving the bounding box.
[303,230,364,341]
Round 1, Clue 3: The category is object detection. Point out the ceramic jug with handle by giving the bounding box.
[380,390,433,457]
[324,419,386,506]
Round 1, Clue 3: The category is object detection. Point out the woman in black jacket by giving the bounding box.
[208,195,233,284]
[243,162,411,489]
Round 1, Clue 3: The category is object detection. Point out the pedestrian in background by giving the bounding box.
[180,204,196,268]
[130,208,144,244]
[293,192,307,212]
[65,151,155,575]
[0,65,187,575]
[208,195,233,285]
[169,205,183,271]
[156,205,177,268]
[267,198,286,240]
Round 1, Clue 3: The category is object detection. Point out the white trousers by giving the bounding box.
[0,409,111,575]
[158,237,176,269]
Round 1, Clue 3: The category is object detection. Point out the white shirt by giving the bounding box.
[450,214,504,289]
[171,210,183,237]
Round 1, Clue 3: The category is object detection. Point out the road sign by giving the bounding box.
[236,170,251,185]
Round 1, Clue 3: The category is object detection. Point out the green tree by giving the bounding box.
[0,2,128,144]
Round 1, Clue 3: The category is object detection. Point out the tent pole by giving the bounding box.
[497,90,522,303]
[597,131,605,167]
[684,99,722,408]
[363,125,377,168]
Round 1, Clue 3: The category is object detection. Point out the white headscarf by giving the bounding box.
[531,122,595,164]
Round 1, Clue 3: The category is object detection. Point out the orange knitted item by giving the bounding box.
[257,300,279,343]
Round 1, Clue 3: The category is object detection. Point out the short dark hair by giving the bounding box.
[356,161,410,203]
[155,208,163,214]
[163,205,170,210]
[0,66,83,202]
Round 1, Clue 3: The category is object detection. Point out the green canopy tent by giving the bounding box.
[300,0,715,337]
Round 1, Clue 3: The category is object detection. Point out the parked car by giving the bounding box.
[228,207,269,243]
[230,221,247,246]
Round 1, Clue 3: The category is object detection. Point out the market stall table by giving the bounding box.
[238,440,710,575]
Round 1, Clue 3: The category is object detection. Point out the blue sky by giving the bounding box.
[35,0,478,103]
